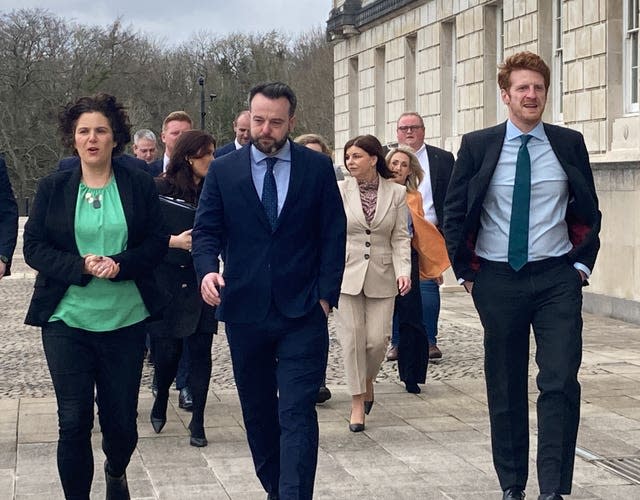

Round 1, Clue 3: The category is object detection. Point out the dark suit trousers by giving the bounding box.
[471,256,583,495]
[225,303,329,500]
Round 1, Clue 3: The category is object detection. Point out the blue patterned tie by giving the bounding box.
[508,134,532,271]
[262,157,278,230]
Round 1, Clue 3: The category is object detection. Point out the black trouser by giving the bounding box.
[42,320,146,500]
[150,330,214,433]
[471,256,583,495]
[397,248,429,384]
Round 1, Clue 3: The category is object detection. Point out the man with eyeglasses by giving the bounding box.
[395,112,454,361]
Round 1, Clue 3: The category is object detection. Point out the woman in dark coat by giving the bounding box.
[23,93,168,499]
[149,130,218,447]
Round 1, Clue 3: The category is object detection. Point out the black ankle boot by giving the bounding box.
[104,461,130,500]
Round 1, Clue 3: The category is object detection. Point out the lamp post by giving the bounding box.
[198,75,206,130]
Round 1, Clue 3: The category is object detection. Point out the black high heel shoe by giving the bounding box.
[189,422,208,447]
[348,409,365,433]
[150,398,167,434]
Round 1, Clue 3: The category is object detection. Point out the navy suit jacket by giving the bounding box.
[214,141,237,158]
[147,158,163,177]
[57,154,150,174]
[0,157,18,276]
[192,140,347,324]
[23,164,169,326]
[443,121,601,283]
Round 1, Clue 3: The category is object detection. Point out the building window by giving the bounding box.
[624,0,639,112]
[552,0,564,121]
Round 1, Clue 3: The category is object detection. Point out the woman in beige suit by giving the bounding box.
[334,134,411,432]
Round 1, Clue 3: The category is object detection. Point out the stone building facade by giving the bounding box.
[327,0,640,322]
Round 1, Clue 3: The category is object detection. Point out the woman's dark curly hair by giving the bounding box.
[58,93,131,156]
[164,130,216,204]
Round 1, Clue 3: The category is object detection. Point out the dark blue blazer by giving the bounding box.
[213,141,236,158]
[147,158,163,177]
[0,157,18,276]
[23,163,169,326]
[57,154,150,174]
[192,140,346,324]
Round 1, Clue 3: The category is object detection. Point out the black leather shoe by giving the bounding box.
[189,422,208,447]
[179,387,193,411]
[538,495,562,500]
[503,487,525,499]
[349,422,365,432]
[150,398,166,434]
[405,382,421,394]
[364,400,374,415]
[104,461,130,500]
[316,386,332,404]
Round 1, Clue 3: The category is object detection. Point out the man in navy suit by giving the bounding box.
[0,156,18,280]
[147,111,193,177]
[214,110,250,158]
[443,52,600,500]
[192,82,346,500]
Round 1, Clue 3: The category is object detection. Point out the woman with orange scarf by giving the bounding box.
[386,145,450,393]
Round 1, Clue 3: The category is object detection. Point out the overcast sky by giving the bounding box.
[1,0,333,46]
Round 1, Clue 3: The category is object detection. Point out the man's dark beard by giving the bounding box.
[251,134,289,155]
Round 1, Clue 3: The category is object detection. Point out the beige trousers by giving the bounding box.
[334,292,395,395]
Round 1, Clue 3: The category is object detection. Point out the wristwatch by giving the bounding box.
[0,255,9,264]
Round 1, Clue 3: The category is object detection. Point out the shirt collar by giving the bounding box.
[506,120,545,142]
[251,139,292,165]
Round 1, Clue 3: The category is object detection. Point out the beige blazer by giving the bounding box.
[338,176,411,298]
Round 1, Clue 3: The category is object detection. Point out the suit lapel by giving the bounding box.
[343,177,368,228]
[113,164,134,234]
[370,176,392,229]
[470,122,507,206]
[276,140,303,231]
[235,146,272,231]
[62,166,82,243]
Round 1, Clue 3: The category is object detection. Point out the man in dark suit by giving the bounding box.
[57,154,148,173]
[192,82,346,500]
[443,52,601,500]
[0,156,18,279]
[214,110,250,158]
[395,111,453,361]
[147,111,193,177]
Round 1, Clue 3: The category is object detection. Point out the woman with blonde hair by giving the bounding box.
[386,145,450,393]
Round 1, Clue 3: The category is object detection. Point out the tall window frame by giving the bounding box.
[552,0,564,122]
[624,0,639,113]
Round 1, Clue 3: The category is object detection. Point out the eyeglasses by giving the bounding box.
[397,125,424,133]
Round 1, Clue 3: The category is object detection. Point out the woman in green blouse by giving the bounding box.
[24,93,168,500]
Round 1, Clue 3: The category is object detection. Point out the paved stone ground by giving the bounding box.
[2,219,640,499]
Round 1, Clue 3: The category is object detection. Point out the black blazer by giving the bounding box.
[150,177,217,337]
[0,157,18,275]
[443,121,601,283]
[58,154,150,174]
[424,144,454,226]
[23,163,170,326]
[214,141,237,158]
[192,140,347,323]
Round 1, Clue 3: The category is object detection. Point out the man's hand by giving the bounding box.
[462,280,474,293]
[319,299,330,317]
[397,276,411,296]
[201,272,225,306]
[0,261,5,280]
[577,269,586,283]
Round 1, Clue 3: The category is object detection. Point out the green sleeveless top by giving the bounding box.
[49,176,149,331]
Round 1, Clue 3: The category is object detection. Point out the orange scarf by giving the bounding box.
[406,190,450,280]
